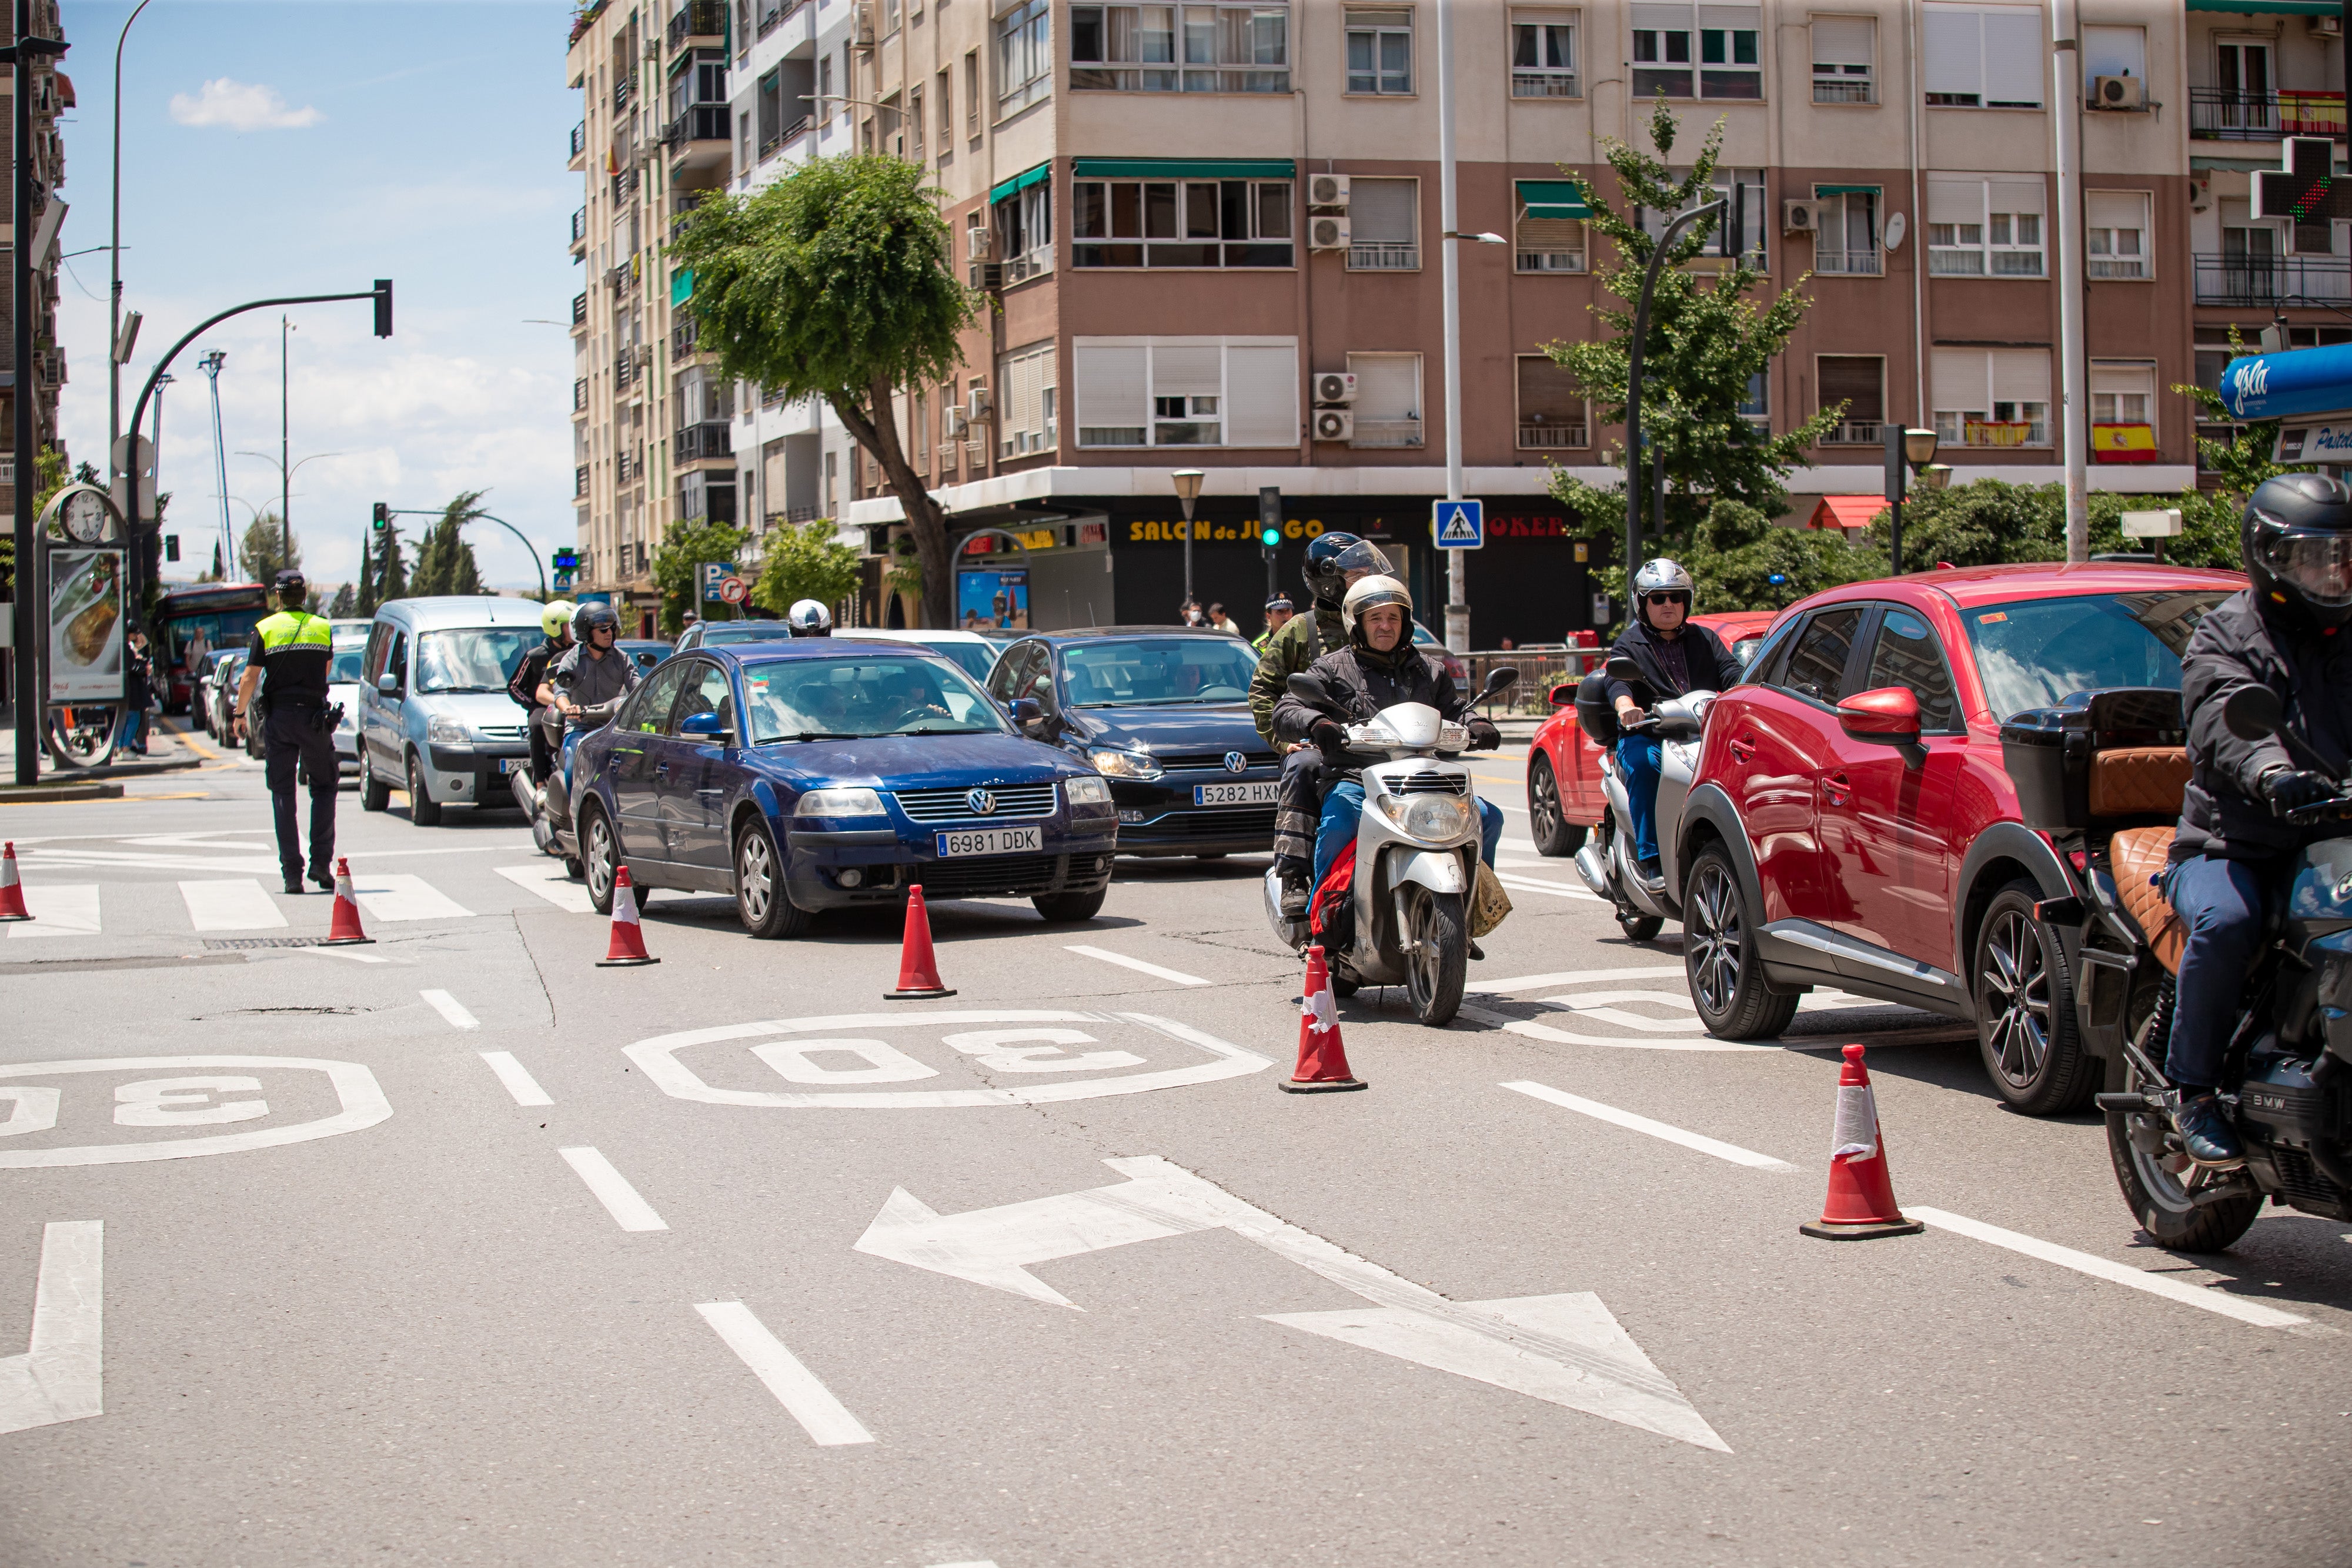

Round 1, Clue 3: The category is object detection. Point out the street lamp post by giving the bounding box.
[1621,198,1726,597]
[1883,425,1941,576]
[386,507,549,600]
[106,0,155,518]
[198,351,229,573]
[1171,469,1204,613]
[7,1,66,785]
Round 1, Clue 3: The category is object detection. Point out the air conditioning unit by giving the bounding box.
[1781,199,1818,235]
[2093,74,2146,109]
[967,386,994,420]
[854,1,876,45]
[967,227,991,258]
[1309,215,1351,251]
[1311,408,1355,443]
[2313,11,2342,35]
[2190,176,2214,214]
[970,261,1004,291]
[1311,371,1358,406]
[1307,173,1351,211]
[944,407,968,438]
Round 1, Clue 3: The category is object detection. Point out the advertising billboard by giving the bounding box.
[958,568,1029,631]
[49,548,125,703]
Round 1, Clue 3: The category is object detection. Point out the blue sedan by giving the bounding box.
[569,643,1119,936]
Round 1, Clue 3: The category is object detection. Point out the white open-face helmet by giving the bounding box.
[1341,573,1414,645]
[785,599,834,636]
[1632,558,1695,626]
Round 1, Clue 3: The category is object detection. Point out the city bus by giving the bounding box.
[153,581,269,713]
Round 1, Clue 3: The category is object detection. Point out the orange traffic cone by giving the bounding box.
[1281,945,1366,1094]
[320,858,375,946]
[884,884,956,999]
[1800,1044,1923,1239]
[0,842,29,922]
[596,864,660,967]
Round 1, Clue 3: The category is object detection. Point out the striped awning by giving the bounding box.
[1516,179,1592,220]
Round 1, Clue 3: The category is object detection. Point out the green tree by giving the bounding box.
[672,154,979,628]
[366,518,407,609]
[752,517,861,616]
[237,511,300,584]
[2176,325,2297,506]
[651,517,747,636]
[326,581,358,618]
[407,490,487,597]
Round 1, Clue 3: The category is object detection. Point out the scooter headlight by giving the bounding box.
[1389,792,1472,841]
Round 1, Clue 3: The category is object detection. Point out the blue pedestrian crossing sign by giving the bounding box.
[1432,499,1484,549]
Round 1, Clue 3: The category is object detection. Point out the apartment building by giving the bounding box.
[576,2,2264,644]
[4,0,71,521]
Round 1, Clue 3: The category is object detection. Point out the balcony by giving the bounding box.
[760,114,811,159]
[675,420,733,462]
[671,319,700,361]
[664,103,730,149]
[1515,249,1585,273]
[666,0,726,51]
[1821,420,1889,445]
[1516,420,1588,450]
[575,465,590,498]
[2189,87,2346,142]
[617,451,642,484]
[614,73,636,115]
[612,168,640,206]
[574,377,589,413]
[1947,419,2049,450]
[1812,246,1882,276]
[607,257,637,295]
[1511,72,1578,99]
[570,208,587,250]
[569,121,586,161]
[614,350,638,386]
[2194,252,2352,308]
[1350,417,1423,450]
[757,0,790,36]
[572,290,589,328]
[1348,242,1419,271]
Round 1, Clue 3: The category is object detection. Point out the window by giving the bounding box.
[1071,5,1291,93]
[995,179,1053,280]
[757,68,783,155]
[2213,39,2275,135]
[1812,15,1873,102]
[966,51,981,133]
[1779,607,1864,706]
[1862,609,1960,732]
[669,661,736,736]
[2082,24,2144,97]
[1511,9,1577,98]
[937,68,953,153]
[1515,181,1587,271]
[1927,174,2044,276]
[914,389,930,465]
[2091,360,2156,428]
[1072,177,1293,268]
[1073,337,1299,448]
[1633,2,1759,99]
[1516,354,1588,449]
[998,342,1059,458]
[1347,178,1418,270]
[998,0,1051,115]
[1640,168,1765,263]
[1348,353,1422,447]
[1816,355,1885,443]
[1739,371,1769,427]
[2086,190,2151,280]
[910,90,924,162]
[1813,186,1879,274]
[1933,345,2051,448]
[1345,8,1413,95]
[818,54,834,121]
[1923,4,2043,108]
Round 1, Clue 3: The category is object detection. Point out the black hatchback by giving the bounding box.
[984,628,1279,858]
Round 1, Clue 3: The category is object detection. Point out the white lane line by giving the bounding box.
[295,944,395,965]
[478,1051,553,1107]
[694,1301,876,1446]
[1496,874,1603,902]
[494,862,597,914]
[1908,1207,2308,1329]
[557,1147,667,1232]
[1476,964,1688,993]
[1461,1004,1773,1053]
[1502,1081,1796,1170]
[349,874,473,923]
[1065,945,1211,987]
[0,1221,103,1435]
[177,880,288,932]
[6,885,101,939]
[927,1562,1001,1567]
[420,989,480,1031]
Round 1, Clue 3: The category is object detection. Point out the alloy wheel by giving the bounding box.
[1980,910,2051,1088]
[1531,761,1559,828]
[1686,861,1743,1019]
[586,814,616,904]
[739,828,774,924]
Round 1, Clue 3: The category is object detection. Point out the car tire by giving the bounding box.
[582,801,619,916]
[1683,842,1800,1039]
[1527,754,1588,858]
[359,755,390,813]
[1972,880,2099,1115]
[405,751,444,826]
[1033,887,1108,922]
[733,817,811,939]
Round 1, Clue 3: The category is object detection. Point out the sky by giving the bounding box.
[56,0,582,595]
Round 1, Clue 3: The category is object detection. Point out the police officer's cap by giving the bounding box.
[274,568,306,596]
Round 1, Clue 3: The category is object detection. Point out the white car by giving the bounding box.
[326,641,366,777]
[833,627,1004,686]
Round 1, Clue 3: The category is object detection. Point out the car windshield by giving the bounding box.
[1063,638,1258,706]
[1965,590,2231,720]
[328,647,365,684]
[740,655,1009,741]
[415,627,535,694]
[916,640,997,681]
[699,623,789,646]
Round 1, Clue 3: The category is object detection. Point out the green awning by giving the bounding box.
[671,268,693,307]
[1515,179,1591,220]
[987,162,1052,205]
[2186,0,2341,13]
[1071,158,1298,180]
[1816,183,1880,196]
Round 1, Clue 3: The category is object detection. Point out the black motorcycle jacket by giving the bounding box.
[1271,640,1467,748]
[1604,618,1743,706]
[2174,587,2352,862]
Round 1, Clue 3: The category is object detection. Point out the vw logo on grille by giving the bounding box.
[1223,751,1247,774]
[966,787,997,815]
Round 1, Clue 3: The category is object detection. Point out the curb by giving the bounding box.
[0,781,124,803]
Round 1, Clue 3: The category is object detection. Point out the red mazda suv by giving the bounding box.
[1676,563,2241,1113]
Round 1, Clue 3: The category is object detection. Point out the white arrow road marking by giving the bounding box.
[1502,1081,1796,1170]
[0,1222,102,1436]
[479,1051,553,1107]
[694,1302,876,1446]
[1909,1208,2308,1329]
[178,879,287,931]
[495,862,597,914]
[7,886,100,939]
[1064,945,1211,987]
[350,875,473,923]
[854,1156,1728,1451]
[558,1147,667,1232]
[420,989,480,1030]
[1457,1003,1773,1053]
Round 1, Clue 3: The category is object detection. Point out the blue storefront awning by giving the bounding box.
[2221,343,2352,420]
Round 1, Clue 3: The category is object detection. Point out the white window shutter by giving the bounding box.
[1927,176,1986,226]
[1151,343,1223,400]
[1631,4,1691,33]
[1225,343,1299,447]
[1812,16,1872,67]
[1698,4,1759,32]
[1992,348,2051,406]
[1987,175,2046,217]
[1075,343,1149,442]
[1349,178,1417,245]
[1982,9,2043,105]
[1348,354,1421,421]
[1933,346,1990,413]
[2090,360,2156,397]
[2087,190,2146,231]
[1922,7,1982,99]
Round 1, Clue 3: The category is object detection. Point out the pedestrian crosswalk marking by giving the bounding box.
[349,874,473,923]
[178,880,288,932]
[494,862,596,914]
[8,887,101,940]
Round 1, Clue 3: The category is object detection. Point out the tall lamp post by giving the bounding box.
[105,0,155,520]
[1171,469,1204,614]
[8,1,66,785]
[198,350,229,572]
[1883,425,1941,576]
[1620,198,1726,595]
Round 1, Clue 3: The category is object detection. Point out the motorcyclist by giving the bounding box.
[786,599,833,637]
[2163,473,2352,1166]
[1251,533,1397,915]
[509,599,575,789]
[534,600,642,828]
[1606,559,1743,888]
[1271,574,1506,902]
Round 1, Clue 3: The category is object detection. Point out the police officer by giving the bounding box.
[233,570,339,895]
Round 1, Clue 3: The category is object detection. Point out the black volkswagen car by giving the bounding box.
[984,628,1278,858]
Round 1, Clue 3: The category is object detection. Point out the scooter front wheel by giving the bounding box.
[1404,887,1469,1025]
[1617,912,1665,941]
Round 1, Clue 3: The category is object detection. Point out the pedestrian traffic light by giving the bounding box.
[371,503,389,531]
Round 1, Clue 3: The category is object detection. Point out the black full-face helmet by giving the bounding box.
[1301,533,1395,609]
[2244,473,2352,629]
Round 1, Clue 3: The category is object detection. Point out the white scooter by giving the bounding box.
[1571,653,1712,941]
[1264,667,1517,1027]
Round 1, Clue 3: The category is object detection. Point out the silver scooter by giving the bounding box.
[1570,653,1712,941]
[1264,667,1517,1026]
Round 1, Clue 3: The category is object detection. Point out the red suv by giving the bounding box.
[1675,564,2241,1113]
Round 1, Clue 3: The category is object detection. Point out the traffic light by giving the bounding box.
[372,502,389,531]
[373,279,394,339]
[164,534,179,563]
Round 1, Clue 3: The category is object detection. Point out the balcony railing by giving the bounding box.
[1812,79,1872,105]
[614,73,636,114]
[1348,242,1419,270]
[1516,249,1585,273]
[666,0,726,51]
[1812,246,1882,276]
[1821,420,1889,445]
[670,319,699,360]
[2194,252,2352,307]
[617,451,641,484]
[1351,417,1424,449]
[615,350,638,386]
[757,0,785,36]
[612,168,640,206]
[664,103,730,148]
[2189,86,2346,142]
[1516,421,1588,450]
[760,114,811,159]
[1948,419,2048,449]
[570,121,587,159]
[574,378,589,413]
[572,290,589,327]
[575,465,590,497]
[570,208,587,245]
[1511,72,1578,98]
[675,420,734,461]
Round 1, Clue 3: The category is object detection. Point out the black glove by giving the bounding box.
[1311,719,1348,759]
[2261,767,2336,818]
[1466,717,1502,751]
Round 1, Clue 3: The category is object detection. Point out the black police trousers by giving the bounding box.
[263,704,339,883]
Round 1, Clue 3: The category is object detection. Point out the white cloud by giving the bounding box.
[168,79,323,132]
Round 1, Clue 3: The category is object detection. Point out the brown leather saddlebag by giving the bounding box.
[2110,824,2184,974]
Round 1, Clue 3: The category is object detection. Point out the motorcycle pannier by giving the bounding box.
[1997,687,2185,833]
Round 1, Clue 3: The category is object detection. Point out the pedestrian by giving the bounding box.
[232,570,340,895]
[1207,601,1241,636]
[119,628,153,755]
[1178,598,1205,627]
[1254,594,1295,653]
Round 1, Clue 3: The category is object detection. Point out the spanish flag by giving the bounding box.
[2092,423,2158,464]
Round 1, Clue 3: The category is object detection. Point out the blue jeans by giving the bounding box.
[1312,780,1505,889]
[1616,735,1665,862]
[2161,854,2272,1091]
[118,706,145,753]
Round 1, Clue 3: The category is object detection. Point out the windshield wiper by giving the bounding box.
[423,684,502,694]
[897,726,989,736]
[758,731,860,743]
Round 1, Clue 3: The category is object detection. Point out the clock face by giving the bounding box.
[61,489,110,544]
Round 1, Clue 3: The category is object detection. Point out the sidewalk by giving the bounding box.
[0,710,215,799]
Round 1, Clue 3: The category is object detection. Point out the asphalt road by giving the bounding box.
[2,721,2348,1567]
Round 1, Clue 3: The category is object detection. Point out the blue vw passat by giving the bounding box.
[567,643,1118,937]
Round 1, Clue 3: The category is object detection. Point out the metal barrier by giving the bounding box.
[1459,645,1609,714]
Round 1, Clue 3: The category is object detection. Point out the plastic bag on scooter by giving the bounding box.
[1470,861,1513,938]
[1309,840,1358,956]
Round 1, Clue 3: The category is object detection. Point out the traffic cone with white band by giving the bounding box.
[1281,945,1366,1094]
[596,864,660,967]
[0,842,29,922]
[884,884,955,999]
[320,858,375,946]
[1800,1044,1922,1239]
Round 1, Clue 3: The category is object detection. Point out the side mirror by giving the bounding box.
[1837,686,1922,744]
[1481,665,1521,699]
[679,711,731,743]
[1011,696,1047,734]
[1548,681,1576,710]
[375,671,400,696]
[1285,671,1335,707]
[2222,684,2286,743]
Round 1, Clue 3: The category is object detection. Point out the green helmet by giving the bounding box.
[541,599,577,638]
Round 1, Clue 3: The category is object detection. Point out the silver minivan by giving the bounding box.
[356,597,544,824]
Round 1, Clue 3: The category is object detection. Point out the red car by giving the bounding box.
[1525,610,1780,857]
[1671,563,2241,1112]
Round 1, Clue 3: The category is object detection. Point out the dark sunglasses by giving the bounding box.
[1645,591,1691,607]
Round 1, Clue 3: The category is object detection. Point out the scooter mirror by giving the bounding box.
[1285,671,1334,706]
[1481,666,1521,698]
[2223,684,2287,743]
[1604,654,1646,689]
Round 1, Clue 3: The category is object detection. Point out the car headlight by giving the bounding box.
[1064,775,1111,807]
[1381,792,1472,841]
[1088,747,1163,781]
[795,787,887,818]
[427,715,470,746]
